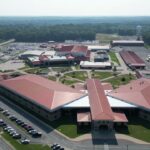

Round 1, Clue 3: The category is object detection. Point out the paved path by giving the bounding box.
[0,136,15,150]
[115,52,129,74]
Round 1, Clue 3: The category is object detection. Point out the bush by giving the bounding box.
[121,77,126,82]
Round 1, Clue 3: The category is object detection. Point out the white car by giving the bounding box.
[4,126,12,131]
[20,139,30,144]
[7,128,15,133]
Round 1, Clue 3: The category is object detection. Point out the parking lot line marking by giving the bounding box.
[104,144,109,150]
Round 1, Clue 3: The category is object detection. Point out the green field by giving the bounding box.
[60,76,81,85]
[92,71,113,80]
[52,67,72,73]
[96,33,121,43]
[49,115,91,138]
[25,68,49,74]
[109,51,120,65]
[2,132,50,150]
[48,76,57,81]
[116,116,150,142]
[65,71,88,81]
[105,74,135,88]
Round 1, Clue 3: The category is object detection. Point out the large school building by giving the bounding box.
[0,74,150,130]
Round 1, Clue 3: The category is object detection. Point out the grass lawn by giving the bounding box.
[19,64,31,70]
[96,33,121,43]
[2,132,50,150]
[105,74,135,88]
[49,114,91,138]
[109,51,120,65]
[48,76,57,81]
[144,44,150,49]
[25,68,49,74]
[60,76,81,85]
[116,116,150,142]
[52,67,72,73]
[91,71,113,80]
[65,71,88,81]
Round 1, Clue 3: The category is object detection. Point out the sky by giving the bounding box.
[0,0,150,16]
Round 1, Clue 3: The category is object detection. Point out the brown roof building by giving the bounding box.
[0,74,86,111]
[87,79,114,121]
[108,78,150,111]
[119,50,146,69]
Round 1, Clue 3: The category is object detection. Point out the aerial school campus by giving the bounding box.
[0,30,150,150]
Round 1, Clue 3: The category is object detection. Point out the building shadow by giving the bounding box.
[91,129,118,145]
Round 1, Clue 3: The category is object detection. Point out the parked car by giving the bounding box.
[3,110,10,116]
[51,144,61,149]
[32,132,42,138]
[9,131,17,136]
[7,128,15,133]
[26,126,34,131]
[4,126,12,131]
[13,133,21,139]
[24,125,32,130]
[9,116,17,121]
[0,107,3,111]
[28,130,37,134]
[21,123,28,128]
[20,138,30,144]
[0,123,7,127]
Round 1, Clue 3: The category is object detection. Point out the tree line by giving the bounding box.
[0,23,150,44]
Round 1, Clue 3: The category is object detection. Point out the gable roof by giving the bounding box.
[108,78,150,111]
[87,79,114,121]
[0,74,85,111]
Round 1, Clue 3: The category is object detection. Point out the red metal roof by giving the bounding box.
[113,112,128,122]
[120,51,145,67]
[71,45,88,53]
[87,79,114,121]
[59,45,88,54]
[77,112,91,122]
[102,83,113,91]
[0,74,85,111]
[108,78,150,110]
[60,45,74,52]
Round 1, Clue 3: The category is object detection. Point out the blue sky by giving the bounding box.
[0,0,150,16]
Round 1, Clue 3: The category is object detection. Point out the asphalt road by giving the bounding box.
[0,137,14,150]
[1,96,150,150]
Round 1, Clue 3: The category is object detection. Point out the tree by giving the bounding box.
[113,66,117,76]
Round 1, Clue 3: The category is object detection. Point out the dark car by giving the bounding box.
[16,119,22,123]
[0,122,7,127]
[13,134,21,139]
[16,120,23,125]
[9,116,17,121]
[26,127,34,132]
[0,107,3,111]
[1,123,7,127]
[17,121,24,125]
[32,132,42,138]
[21,123,28,128]
[3,112,10,116]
